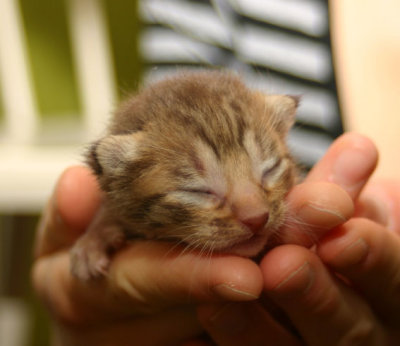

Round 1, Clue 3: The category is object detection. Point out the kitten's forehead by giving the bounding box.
[195,139,226,195]
[193,128,280,192]
[243,130,263,165]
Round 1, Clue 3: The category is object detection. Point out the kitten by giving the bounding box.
[70,70,299,280]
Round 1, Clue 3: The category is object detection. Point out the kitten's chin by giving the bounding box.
[223,233,270,258]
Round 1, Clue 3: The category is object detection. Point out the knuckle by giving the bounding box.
[310,284,342,316]
[50,300,86,327]
[109,265,159,315]
[338,318,378,346]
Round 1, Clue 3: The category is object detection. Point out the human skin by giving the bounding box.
[33,132,393,346]
[197,134,400,345]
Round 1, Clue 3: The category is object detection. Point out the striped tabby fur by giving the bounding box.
[71,70,298,280]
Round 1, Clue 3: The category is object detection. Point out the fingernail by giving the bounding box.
[285,204,347,247]
[333,238,369,267]
[297,202,347,226]
[274,261,314,296]
[332,149,374,194]
[307,204,346,221]
[212,283,259,301]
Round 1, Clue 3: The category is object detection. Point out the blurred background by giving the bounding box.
[0,1,141,345]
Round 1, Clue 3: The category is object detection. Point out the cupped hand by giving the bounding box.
[32,144,355,345]
[197,133,400,345]
[33,166,265,345]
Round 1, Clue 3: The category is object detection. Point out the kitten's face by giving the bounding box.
[89,72,298,257]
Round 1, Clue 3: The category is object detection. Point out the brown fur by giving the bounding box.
[71,70,299,280]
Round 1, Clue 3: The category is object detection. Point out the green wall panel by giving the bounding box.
[18,0,81,118]
[104,0,142,99]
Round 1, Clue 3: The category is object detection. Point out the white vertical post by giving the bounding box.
[67,0,117,140]
[0,0,38,144]
[0,298,30,346]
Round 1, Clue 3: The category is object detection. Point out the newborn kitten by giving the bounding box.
[70,70,299,280]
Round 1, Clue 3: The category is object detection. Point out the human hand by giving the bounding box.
[33,166,265,345]
[197,133,400,345]
[32,153,354,345]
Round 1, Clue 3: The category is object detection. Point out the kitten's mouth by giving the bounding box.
[223,232,270,258]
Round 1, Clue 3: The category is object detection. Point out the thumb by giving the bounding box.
[35,166,101,258]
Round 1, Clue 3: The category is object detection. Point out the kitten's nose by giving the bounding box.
[241,212,269,234]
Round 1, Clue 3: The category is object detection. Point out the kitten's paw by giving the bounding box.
[70,241,110,281]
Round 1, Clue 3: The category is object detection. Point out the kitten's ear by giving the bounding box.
[266,94,300,134]
[86,133,142,176]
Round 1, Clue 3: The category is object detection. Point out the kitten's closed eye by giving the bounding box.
[262,158,282,179]
[178,187,222,206]
[180,188,215,196]
[170,187,222,209]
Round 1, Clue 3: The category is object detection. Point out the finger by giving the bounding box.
[35,166,101,258]
[32,241,263,325]
[55,305,203,346]
[354,194,390,228]
[306,132,378,200]
[182,341,214,346]
[277,182,354,246]
[182,338,215,346]
[261,245,387,346]
[109,241,263,310]
[355,179,400,232]
[318,218,400,326]
[196,302,300,346]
